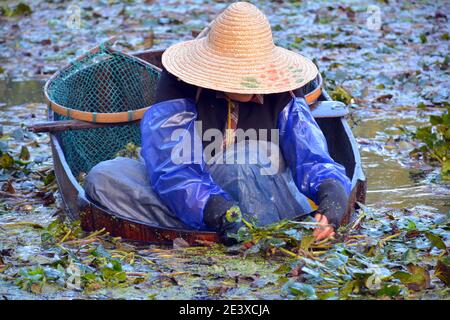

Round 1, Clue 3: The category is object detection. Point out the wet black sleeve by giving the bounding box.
[316,179,349,227]
[204,195,242,246]
[154,68,197,103]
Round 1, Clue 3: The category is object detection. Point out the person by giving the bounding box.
[85,2,351,245]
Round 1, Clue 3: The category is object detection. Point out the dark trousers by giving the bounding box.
[85,141,312,229]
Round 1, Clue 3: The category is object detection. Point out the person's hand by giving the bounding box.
[219,206,244,246]
[313,213,335,241]
[204,200,243,246]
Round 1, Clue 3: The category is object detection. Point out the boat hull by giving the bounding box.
[49,49,366,245]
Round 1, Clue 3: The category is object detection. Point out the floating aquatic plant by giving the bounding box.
[230,205,449,299]
[411,107,450,180]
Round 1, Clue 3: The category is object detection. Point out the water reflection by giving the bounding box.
[362,151,449,212]
[0,80,45,108]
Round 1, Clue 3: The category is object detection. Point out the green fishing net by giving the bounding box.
[46,44,160,177]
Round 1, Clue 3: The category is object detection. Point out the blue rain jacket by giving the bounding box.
[141,97,351,230]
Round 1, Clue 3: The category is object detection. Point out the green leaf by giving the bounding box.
[283,228,302,241]
[274,264,291,275]
[0,152,14,169]
[430,115,443,125]
[294,36,303,43]
[225,206,242,223]
[393,265,430,291]
[317,291,336,300]
[339,280,360,298]
[288,282,317,299]
[330,86,353,105]
[43,171,55,185]
[414,126,432,145]
[405,219,417,230]
[425,232,447,250]
[392,271,417,282]
[442,110,450,125]
[83,273,98,282]
[268,238,286,248]
[8,3,32,17]
[442,160,450,180]
[434,260,450,286]
[412,108,450,179]
[376,284,401,297]
[419,33,427,44]
[402,249,418,264]
[417,102,427,109]
[300,235,315,250]
[273,24,283,31]
[40,232,55,246]
[90,245,111,259]
[19,146,30,161]
[443,128,450,140]
[110,259,123,272]
[102,267,126,282]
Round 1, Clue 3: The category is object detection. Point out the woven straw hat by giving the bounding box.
[162,2,318,94]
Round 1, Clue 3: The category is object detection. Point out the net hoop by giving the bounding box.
[44,42,161,123]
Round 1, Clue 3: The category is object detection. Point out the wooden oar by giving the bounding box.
[28,119,141,133]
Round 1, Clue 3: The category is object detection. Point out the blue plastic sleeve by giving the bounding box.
[140,98,230,230]
[277,97,351,203]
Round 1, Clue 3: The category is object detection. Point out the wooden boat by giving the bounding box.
[35,49,366,246]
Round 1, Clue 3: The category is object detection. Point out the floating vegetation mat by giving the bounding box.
[0,204,448,299]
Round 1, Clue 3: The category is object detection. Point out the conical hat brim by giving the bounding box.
[162,38,318,94]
